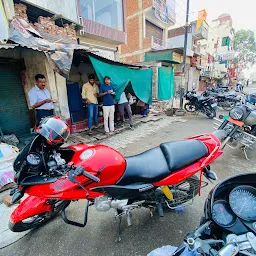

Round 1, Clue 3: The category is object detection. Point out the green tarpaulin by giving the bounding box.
[158,67,174,100]
[89,56,153,104]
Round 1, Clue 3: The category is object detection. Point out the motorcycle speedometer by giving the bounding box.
[229,107,244,120]
[26,153,41,166]
[212,200,236,227]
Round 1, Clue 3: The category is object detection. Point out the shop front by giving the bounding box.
[66,51,154,133]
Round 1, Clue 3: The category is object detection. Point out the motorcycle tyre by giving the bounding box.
[9,200,70,232]
[204,106,216,119]
[184,103,196,112]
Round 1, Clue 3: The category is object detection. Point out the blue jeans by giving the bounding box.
[87,103,98,129]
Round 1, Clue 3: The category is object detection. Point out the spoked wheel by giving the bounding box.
[9,200,70,232]
[184,103,196,112]
[204,106,216,119]
[164,175,200,209]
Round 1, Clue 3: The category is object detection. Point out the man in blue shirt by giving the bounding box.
[28,74,55,124]
[99,76,117,135]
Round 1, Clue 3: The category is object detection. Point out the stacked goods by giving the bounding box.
[14,3,28,21]
[13,4,77,41]
[35,16,77,40]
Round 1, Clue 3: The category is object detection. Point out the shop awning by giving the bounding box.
[89,56,153,104]
[144,49,184,64]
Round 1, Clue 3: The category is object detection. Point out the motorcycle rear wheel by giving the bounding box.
[184,103,196,112]
[9,200,69,232]
[204,106,216,119]
[164,175,200,209]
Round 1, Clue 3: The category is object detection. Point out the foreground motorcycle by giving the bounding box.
[214,103,256,159]
[148,173,256,256]
[9,117,222,241]
[184,91,217,119]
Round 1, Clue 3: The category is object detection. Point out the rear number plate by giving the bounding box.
[211,103,217,107]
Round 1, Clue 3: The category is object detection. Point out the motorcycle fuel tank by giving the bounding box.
[245,111,256,126]
[68,144,126,186]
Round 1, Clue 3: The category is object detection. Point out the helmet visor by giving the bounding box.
[39,117,70,142]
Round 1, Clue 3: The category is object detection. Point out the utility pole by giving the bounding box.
[178,0,190,113]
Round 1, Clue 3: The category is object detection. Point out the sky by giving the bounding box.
[173,0,256,32]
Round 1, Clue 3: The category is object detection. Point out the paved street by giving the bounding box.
[2,113,256,256]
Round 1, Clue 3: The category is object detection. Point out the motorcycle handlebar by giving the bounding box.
[83,169,100,183]
[70,165,100,183]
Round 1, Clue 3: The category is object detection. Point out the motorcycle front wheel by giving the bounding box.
[9,200,70,232]
[204,105,216,119]
[184,103,196,112]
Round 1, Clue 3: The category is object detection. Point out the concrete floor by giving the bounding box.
[1,113,256,256]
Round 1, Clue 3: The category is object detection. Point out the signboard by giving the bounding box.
[172,52,182,63]
[154,0,168,24]
[0,1,8,43]
[218,51,235,61]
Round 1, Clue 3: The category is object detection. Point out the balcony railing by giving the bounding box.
[152,0,176,24]
[151,36,167,50]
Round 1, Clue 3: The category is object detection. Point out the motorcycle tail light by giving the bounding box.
[219,115,224,119]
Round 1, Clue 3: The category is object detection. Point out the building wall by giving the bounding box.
[26,0,78,22]
[119,0,172,63]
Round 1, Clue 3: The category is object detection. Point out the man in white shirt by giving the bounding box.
[118,92,133,129]
[28,74,55,124]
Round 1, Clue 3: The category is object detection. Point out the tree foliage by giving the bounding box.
[233,29,256,68]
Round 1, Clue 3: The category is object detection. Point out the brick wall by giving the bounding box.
[143,37,152,49]
[126,0,139,16]
[142,0,152,9]
[124,54,141,63]
[120,16,140,55]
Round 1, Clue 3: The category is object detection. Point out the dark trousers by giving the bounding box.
[36,109,54,125]
[118,102,133,125]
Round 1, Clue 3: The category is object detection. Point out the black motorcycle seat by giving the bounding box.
[117,140,208,186]
[117,147,170,185]
[160,140,208,172]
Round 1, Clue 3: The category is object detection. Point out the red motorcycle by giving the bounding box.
[9,117,223,241]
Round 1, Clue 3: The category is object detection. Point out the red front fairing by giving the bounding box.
[25,143,126,200]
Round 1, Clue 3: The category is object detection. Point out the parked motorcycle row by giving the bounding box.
[184,86,243,118]
[6,86,256,255]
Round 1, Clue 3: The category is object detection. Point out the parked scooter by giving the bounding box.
[148,173,256,256]
[184,90,217,119]
[9,116,222,241]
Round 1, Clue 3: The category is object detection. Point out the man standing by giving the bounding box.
[118,92,134,129]
[28,74,54,124]
[82,74,99,135]
[99,76,117,135]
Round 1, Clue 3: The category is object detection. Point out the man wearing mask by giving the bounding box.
[99,76,117,135]
[82,74,99,135]
[28,74,55,124]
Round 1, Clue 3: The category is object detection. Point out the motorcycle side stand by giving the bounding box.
[114,209,133,242]
[242,147,250,160]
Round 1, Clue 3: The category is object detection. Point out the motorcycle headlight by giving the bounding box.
[229,107,244,120]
